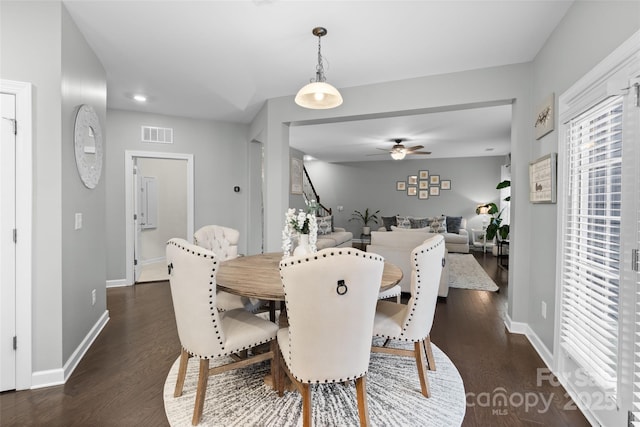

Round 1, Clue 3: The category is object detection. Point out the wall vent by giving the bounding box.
[141,126,173,144]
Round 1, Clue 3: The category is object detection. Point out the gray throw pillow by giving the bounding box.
[446,216,463,234]
[381,216,397,231]
[316,216,332,235]
[409,217,430,229]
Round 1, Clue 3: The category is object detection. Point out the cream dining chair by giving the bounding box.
[277,248,385,427]
[371,234,445,398]
[193,225,263,312]
[166,238,280,425]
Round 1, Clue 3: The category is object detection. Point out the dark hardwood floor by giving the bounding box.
[0,251,589,426]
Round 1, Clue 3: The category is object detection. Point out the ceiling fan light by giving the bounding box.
[390,151,406,160]
[295,81,343,109]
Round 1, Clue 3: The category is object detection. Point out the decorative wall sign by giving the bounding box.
[74,104,103,189]
[529,153,557,203]
[534,93,555,139]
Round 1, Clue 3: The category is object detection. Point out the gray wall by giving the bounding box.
[526,1,640,352]
[304,156,504,236]
[1,1,64,372]
[60,5,108,363]
[106,109,249,280]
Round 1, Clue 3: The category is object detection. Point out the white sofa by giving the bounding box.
[376,217,470,254]
[367,230,450,298]
[315,227,353,250]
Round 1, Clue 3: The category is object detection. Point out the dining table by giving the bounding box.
[217,251,404,324]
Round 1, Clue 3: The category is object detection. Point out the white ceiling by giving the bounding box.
[63,0,573,161]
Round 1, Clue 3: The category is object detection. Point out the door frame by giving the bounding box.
[0,80,33,390]
[124,151,194,286]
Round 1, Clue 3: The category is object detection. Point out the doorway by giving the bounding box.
[247,140,264,255]
[124,151,194,286]
[0,80,32,391]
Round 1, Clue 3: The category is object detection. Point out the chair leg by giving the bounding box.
[355,376,370,427]
[192,359,210,425]
[270,340,280,394]
[424,335,436,371]
[414,341,431,398]
[301,383,312,427]
[396,293,401,303]
[174,348,189,397]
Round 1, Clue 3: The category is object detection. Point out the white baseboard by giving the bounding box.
[106,278,130,288]
[140,256,164,266]
[504,314,553,370]
[31,310,110,389]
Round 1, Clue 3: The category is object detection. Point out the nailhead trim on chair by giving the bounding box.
[280,248,380,383]
[168,239,276,360]
[373,237,444,343]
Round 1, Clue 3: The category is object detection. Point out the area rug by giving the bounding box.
[163,339,466,426]
[448,253,499,292]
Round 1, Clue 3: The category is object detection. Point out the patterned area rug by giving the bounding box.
[448,253,499,292]
[163,340,466,426]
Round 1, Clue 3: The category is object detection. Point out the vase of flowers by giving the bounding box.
[282,207,318,258]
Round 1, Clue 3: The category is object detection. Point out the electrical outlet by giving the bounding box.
[91,289,96,306]
[541,301,547,319]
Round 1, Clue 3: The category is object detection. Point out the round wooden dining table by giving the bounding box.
[216,252,403,301]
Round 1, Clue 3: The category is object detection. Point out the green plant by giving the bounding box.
[349,208,380,227]
[476,180,511,241]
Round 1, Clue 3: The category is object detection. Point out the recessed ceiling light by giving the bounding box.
[133,94,147,102]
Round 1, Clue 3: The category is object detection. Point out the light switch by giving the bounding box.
[337,205,344,212]
[75,213,83,230]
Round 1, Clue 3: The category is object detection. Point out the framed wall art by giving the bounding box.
[290,157,303,195]
[441,180,451,190]
[529,153,557,203]
[396,181,406,191]
[429,186,440,196]
[407,187,417,196]
[429,175,440,185]
[419,190,429,200]
[419,180,429,189]
[408,175,418,185]
[534,93,555,140]
[419,170,429,180]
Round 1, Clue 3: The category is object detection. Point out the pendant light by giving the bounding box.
[295,27,343,109]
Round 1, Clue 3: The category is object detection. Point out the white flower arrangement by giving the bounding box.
[282,207,318,258]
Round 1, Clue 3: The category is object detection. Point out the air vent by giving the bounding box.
[141,126,173,144]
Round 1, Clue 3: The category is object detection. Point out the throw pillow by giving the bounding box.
[316,216,332,235]
[428,215,447,233]
[390,225,431,232]
[381,215,397,231]
[395,215,412,229]
[446,216,463,234]
[409,217,430,229]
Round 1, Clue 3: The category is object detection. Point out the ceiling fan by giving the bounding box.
[372,138,432,160]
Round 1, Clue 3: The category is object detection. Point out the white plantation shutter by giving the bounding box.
[560,95,623,395]
[634,243,640,426]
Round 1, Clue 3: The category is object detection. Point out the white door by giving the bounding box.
[0,92,17,391]
[133,163,142,282]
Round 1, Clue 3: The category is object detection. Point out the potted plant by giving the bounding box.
[476,180,510,241]
[349,208,380,235]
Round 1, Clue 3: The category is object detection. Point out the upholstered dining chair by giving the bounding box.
[371,234,445,398]
[166,238,280,426]
[194,225,263,312]
[277,248,385,427]
[377,284,401,303]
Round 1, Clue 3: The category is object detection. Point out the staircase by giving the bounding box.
[303,166,332,216]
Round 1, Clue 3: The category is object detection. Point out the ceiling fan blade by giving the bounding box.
[376,148,392,152]
[404,145,424,152]
[366,153,390,156]
[407,151,431,155]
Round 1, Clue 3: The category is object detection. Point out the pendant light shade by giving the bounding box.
[295,81,343,109]
[295,27,343,109]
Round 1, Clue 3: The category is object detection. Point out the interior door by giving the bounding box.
[133,162,142,283]
[0,92,17,391]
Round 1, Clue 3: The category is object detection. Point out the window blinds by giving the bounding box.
[560,95,623,395]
